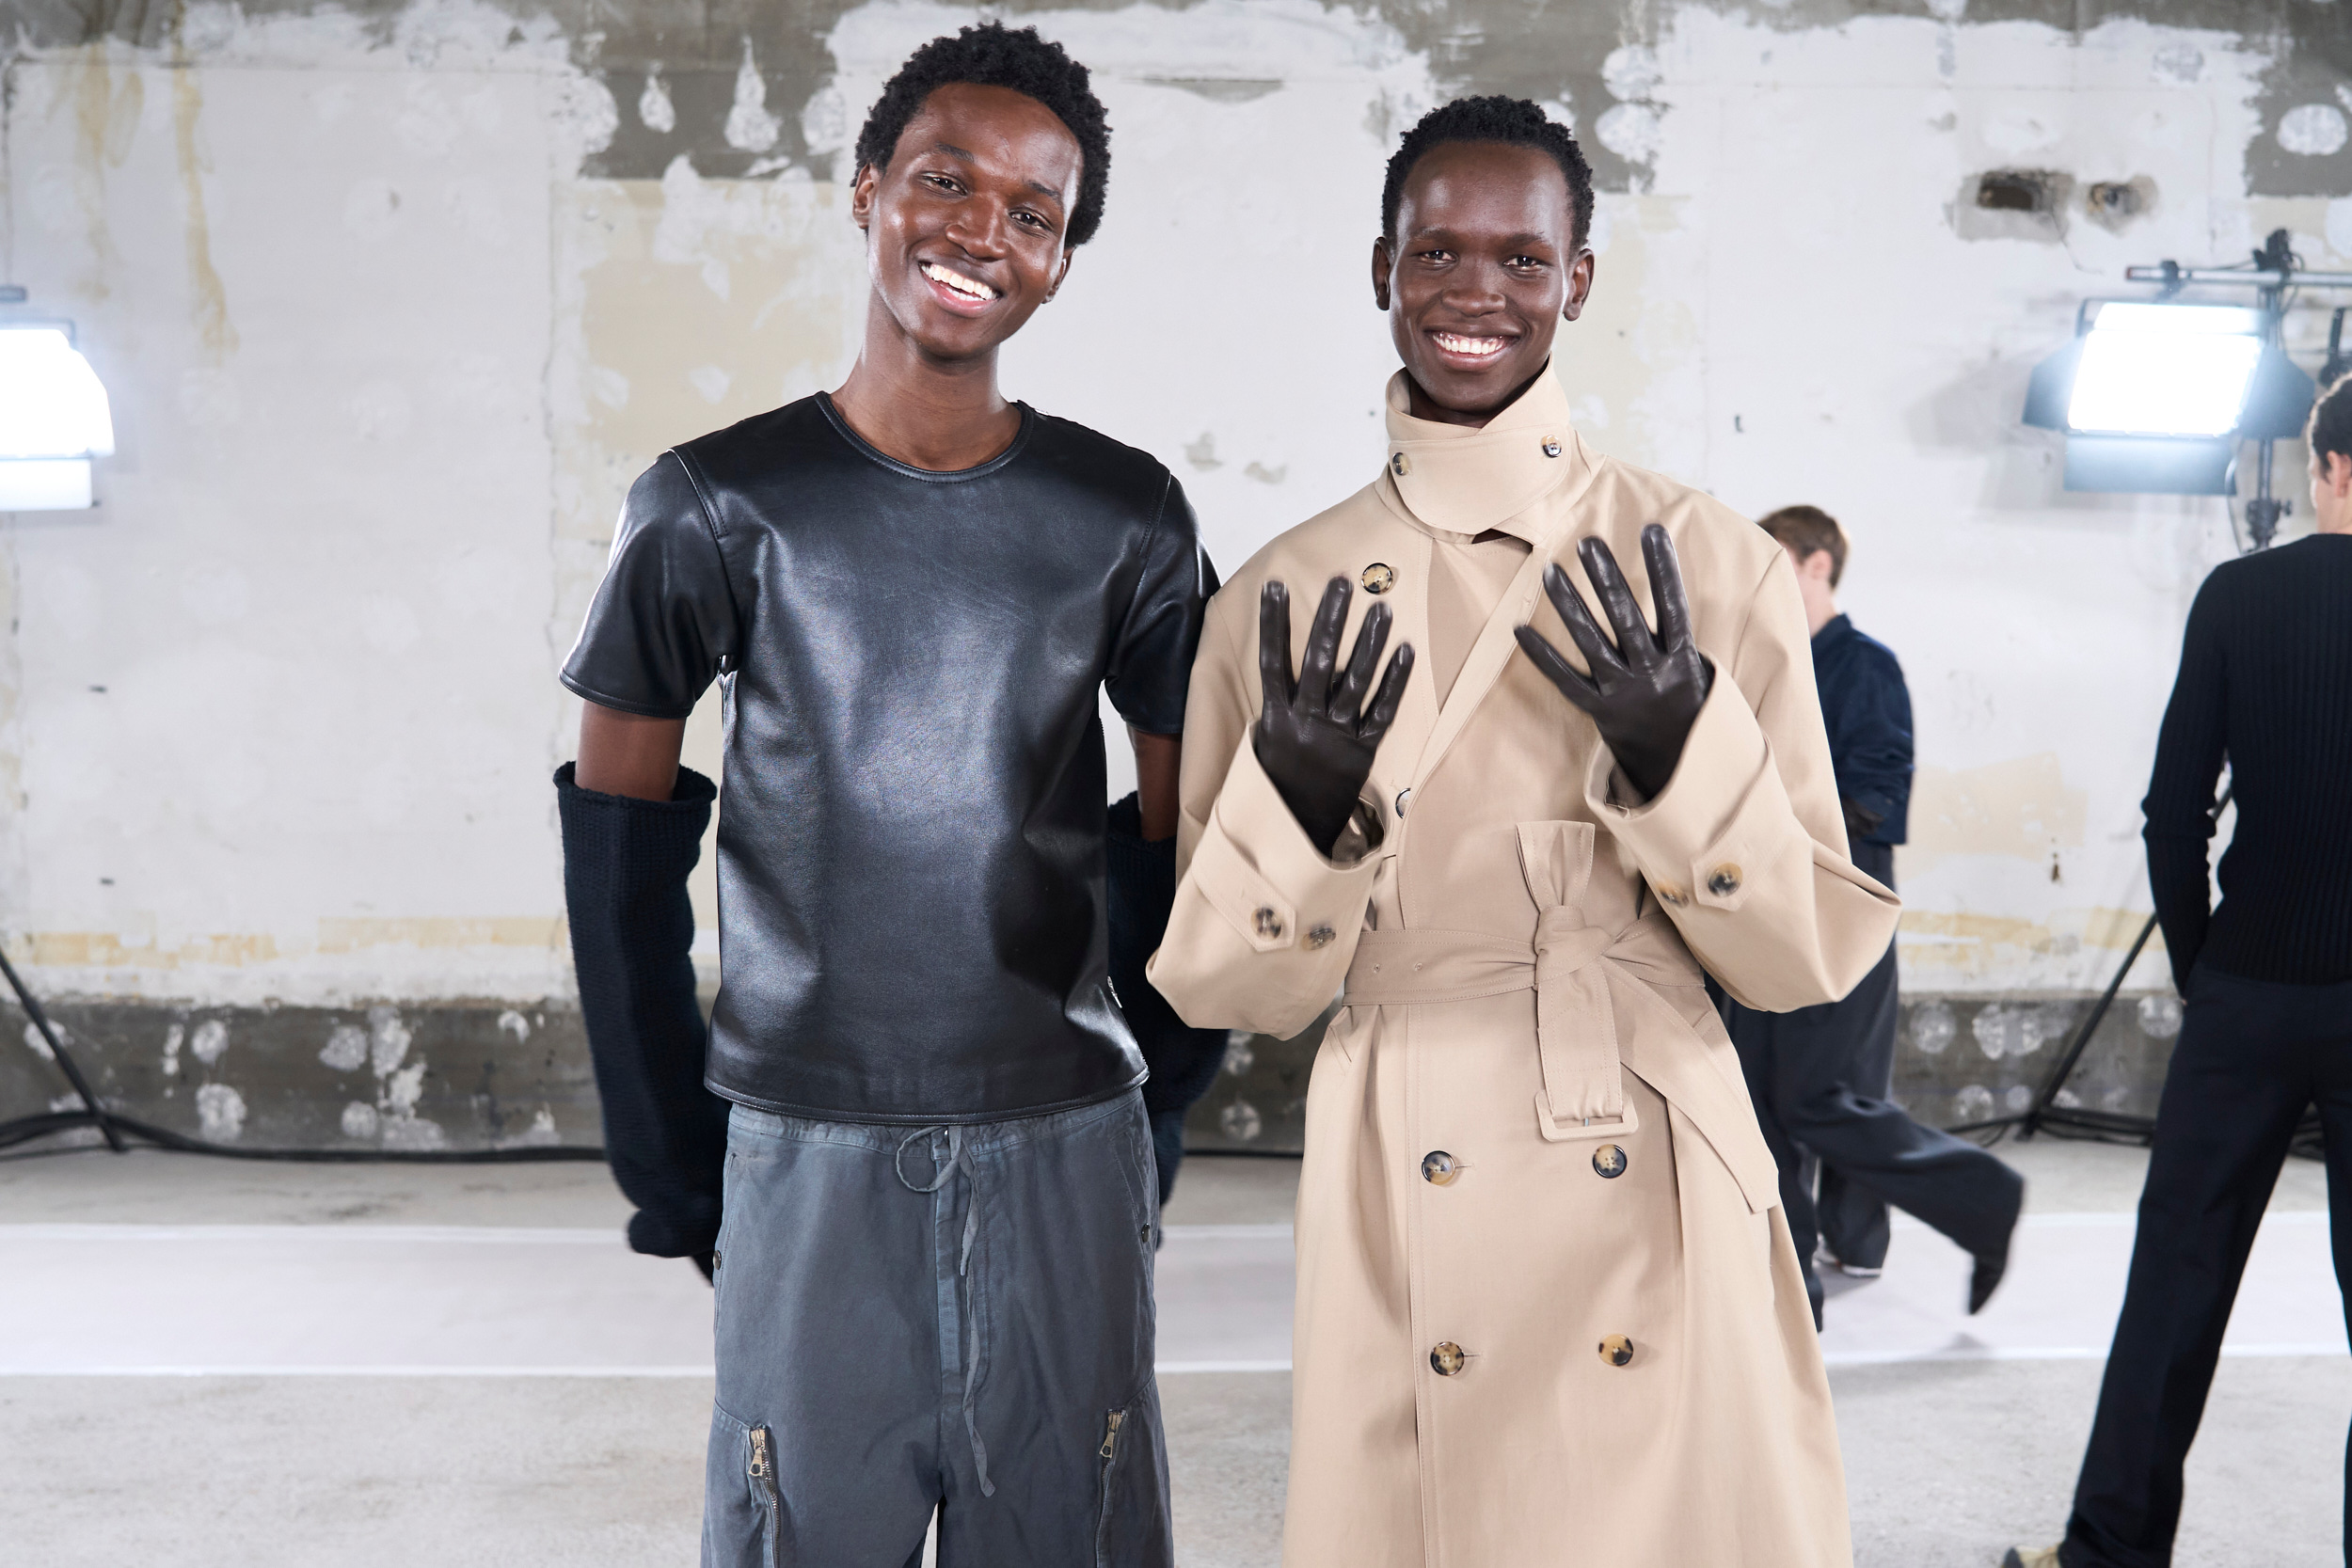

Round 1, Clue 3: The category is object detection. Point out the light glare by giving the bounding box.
[2066,304,2265,437]
[0,328,116,462]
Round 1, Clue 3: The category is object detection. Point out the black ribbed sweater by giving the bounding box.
[2143,532,2352,990]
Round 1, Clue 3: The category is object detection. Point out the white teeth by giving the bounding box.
[922,261,998,300]
[1436,332,1506,356]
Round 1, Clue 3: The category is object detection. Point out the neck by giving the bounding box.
[1402,365,1548,431]
[1804,594,1839,637]
[2320,510,2352,536]
[830,293,1019,471]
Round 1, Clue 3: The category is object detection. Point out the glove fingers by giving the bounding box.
[1361,643,1415,747]
[1577,537,1656,666]
[1333,601,1391,726]
[1641,523,1694,653]
[1544,562,1626,684]
[1514,624,1604,714]
[1296,575,1352,713]
[1258,580,1296,712]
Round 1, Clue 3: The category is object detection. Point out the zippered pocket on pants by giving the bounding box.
[748,1424,782,1568]
[1093,1407,1128,1567]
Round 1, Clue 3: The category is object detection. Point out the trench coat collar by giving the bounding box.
[1379,367,1587,542]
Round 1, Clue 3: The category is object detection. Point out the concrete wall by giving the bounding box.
[3,0,2343,1148]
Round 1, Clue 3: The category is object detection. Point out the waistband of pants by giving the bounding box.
[725,1085,1141,1157]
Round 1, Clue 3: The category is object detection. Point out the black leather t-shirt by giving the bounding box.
[562,394,1213,1124]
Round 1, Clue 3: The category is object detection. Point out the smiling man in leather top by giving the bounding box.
[1147,97,1897,1566]
[551,24,1210,1566]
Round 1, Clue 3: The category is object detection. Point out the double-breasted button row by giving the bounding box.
[1422,1146,1626,1182]
[1654,880,1688,908]
[1253,907,1284,941]
[1427,1337,1636,1375]
[1707,863,1742,898]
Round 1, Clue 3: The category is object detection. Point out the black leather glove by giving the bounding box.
[1253,577,1414,856]
[1514,524,1713,802]
[1841,795,1885,847]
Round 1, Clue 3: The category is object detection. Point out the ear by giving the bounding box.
[1043,248,1075,303]
[2329,451,2352,498]
[1562,248,1597,324]
[850,163,880,231]
[1371,236,1393,312]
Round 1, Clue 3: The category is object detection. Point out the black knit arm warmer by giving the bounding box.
[555,762,729,1258]
[1106,793,1231,1119]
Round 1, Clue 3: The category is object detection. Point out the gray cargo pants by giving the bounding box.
[702,1088,1173,1568]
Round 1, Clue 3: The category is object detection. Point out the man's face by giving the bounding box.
[1373,141,1595,417]
[852,82,1082,363]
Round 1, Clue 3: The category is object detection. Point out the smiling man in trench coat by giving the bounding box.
[1148,98,1900,1566]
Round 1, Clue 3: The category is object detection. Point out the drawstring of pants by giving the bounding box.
[896,1125,994,1497]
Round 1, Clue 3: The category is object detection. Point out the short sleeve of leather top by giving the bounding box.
[562,394,1215,1124]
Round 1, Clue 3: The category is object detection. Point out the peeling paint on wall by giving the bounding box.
[4,0,2345,1067]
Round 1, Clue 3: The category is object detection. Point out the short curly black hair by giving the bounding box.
[1381,96,1595,250]
[852,23,1111,247]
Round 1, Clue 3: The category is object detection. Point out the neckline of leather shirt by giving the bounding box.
[815,391,1038,483]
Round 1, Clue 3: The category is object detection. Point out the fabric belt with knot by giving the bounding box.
[1342,819,1703,1140]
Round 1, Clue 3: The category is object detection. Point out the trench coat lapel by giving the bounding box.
[1369,371,1599,805]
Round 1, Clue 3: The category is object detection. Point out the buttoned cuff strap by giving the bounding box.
[1583,672,1801,915]
[1194,739,1379,954]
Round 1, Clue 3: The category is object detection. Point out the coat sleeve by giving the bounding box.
[1146,587,1384,1037]
[1589,548,1901,1011]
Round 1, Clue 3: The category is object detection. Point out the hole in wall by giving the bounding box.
[1976,169,2056,213]
[1952,169,2074,244]
[2083,176,2157,233]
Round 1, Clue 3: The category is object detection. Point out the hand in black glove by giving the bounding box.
[1254,577,1414,856]
[1514,523,1713,802]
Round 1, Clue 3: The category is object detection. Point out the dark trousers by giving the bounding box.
[705,1091,1172,1568]
[1725,939,2025,1323]
[2060,965,2352,1568]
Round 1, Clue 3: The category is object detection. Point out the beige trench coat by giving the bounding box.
[1148,372,1901,1567]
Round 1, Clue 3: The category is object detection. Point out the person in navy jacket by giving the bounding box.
[1722,506,2024,1325]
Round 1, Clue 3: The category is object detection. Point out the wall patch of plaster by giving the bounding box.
[319,1022,369,1070]
[189,1018,230,1064]
[341,1100,379,1138]
[162,1022,185,1076]
[195,1081,246,1141]
[639,70,676,135]
[725,40,783,155]
[367,1006,412,1074]
[2278,103,2349,158]
[23,1022,56,1060]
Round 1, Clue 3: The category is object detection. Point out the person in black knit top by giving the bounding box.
[2011,380,2352,1568]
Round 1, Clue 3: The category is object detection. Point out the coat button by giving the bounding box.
[1391,451,1411,477]
[1592,1144,1627,1179]
[1598,1335,1635,1367]
[1655,880,1688,908]
[1304,923,1336,950]
[1360,562,1396,595]
[1395,786,1412,817]
[1253,907,1285,941]
[1541,436,1562,457]
[1421,1150,1460,1185]
[1708,863,1742,897]
[1430,1341,1468,1376]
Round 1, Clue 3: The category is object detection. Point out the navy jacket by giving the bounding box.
[1811,614,1912,883]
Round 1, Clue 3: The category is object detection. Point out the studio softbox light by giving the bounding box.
[2023,302,2312,495]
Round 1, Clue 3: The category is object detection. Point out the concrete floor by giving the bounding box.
[0,1136,2342,1566]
